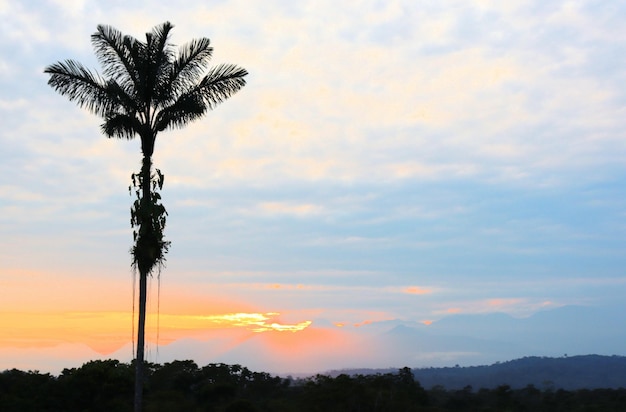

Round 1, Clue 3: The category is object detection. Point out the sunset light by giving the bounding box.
[2,0,626,381]
[194,312,312,332]
[0,311,312,356]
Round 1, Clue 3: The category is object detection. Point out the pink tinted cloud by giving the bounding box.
[487,298,524,309]
[403,286,433,295]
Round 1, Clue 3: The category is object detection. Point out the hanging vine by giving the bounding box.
[129,167,171,275]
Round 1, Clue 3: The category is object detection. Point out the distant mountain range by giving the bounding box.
[327,355,626,390]
[319,306,626,390]
[352,305,626,368]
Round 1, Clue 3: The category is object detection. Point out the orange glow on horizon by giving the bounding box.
[250,324,358,361]
[0,311,312,355]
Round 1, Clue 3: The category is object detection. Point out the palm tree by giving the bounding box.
[44,22,247,411]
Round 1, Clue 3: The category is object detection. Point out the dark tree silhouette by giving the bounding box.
[44,22,247,411]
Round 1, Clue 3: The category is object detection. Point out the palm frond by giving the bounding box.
[154,94,206,131]
[196,64,248,109]
[169,38,213,96]
[146,21,175,63]
[107,80,140,114]
[91,24,140,96]
[102,112,142,139]
[44,60,120,116]
[144,22,175,106]
[153,63,247,131]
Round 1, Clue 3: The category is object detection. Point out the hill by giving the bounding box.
[327,355,626,390]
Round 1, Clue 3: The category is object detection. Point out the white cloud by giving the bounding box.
[16,0,623,191]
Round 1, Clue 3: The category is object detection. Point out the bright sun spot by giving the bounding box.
[195,312,311,333]
[250,320,312,333]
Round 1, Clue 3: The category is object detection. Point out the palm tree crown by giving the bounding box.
[45,21,247,156]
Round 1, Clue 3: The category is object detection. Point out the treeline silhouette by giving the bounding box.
[1,359,626,411]
[331,355,626,390]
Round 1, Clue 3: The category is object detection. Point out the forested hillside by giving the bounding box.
[331,355,626,390]
[1,356,626,411]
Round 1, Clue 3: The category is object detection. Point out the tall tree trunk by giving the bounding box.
[134,151,153,412]
[134,268,147,412]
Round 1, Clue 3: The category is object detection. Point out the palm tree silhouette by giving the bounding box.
[44,22,247,411]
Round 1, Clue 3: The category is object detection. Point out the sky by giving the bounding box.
[1,0,626,375]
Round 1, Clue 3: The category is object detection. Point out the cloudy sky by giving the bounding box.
[1,0,625,374]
